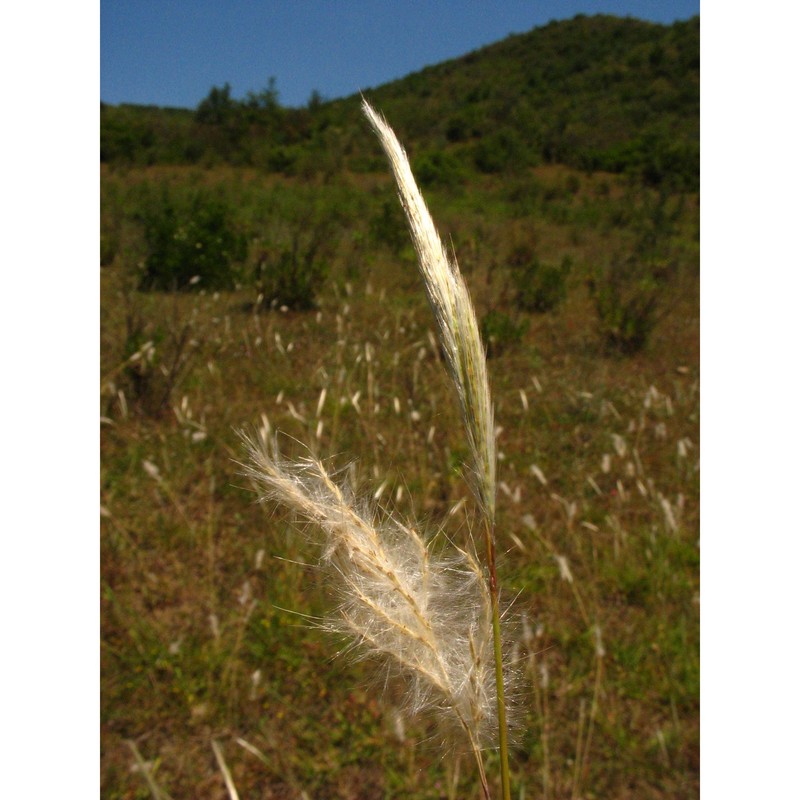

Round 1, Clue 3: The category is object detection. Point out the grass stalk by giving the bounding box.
[363,99,511,799]
[575,627,605,796]
[541,669,552,800]
[243,101,514,799]
[211,739,241,800]
[126,740,174,800]
[485,518,511,800]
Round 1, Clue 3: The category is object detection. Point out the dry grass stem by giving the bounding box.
[126,740,174,800]
[211,739,241,800]
[360,100,511,798]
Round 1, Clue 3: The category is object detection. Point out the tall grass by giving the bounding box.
[242,102,511,797]
[363,100,513,798]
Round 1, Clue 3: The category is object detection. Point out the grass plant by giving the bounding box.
[241,102,510,797]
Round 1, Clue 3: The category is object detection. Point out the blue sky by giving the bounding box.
[101,1,699,109]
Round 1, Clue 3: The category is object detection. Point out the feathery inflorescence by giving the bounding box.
[241,432,496,760]
[362,100,497,524]
[242,103,509,796]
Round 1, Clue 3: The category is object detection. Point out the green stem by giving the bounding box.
[485,520,511,800]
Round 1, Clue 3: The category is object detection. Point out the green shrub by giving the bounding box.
[588,257,664,354]
[100,222,119,267]
[369,198,408,255]
[480,309,527,357]
[473,129,525,174]
[414,149,465,187]
[265,146,297,174]
[505,177,544,219]
[252,217,334,310]
[589,192,680,353]
[444,108,484,143]
[510,245,572,313]
[136,187,246,291]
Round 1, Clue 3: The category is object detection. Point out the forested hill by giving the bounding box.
[101,14,699,189]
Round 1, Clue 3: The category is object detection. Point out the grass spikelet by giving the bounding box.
[362,100,496,523]
[240,432,495,787]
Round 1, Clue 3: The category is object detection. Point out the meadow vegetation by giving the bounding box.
[101,13,699,799]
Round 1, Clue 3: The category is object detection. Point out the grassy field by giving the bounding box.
[101,158,699,798]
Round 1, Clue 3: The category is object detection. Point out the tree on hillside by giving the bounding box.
[246,77,280,112]
[195,83,236,125]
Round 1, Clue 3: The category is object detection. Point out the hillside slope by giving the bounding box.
[101,14,698,188]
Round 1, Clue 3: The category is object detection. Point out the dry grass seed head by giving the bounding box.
[362,100,496,525]
[240,432,497,749]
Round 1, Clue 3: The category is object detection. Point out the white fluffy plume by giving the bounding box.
[241,433,496,762]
